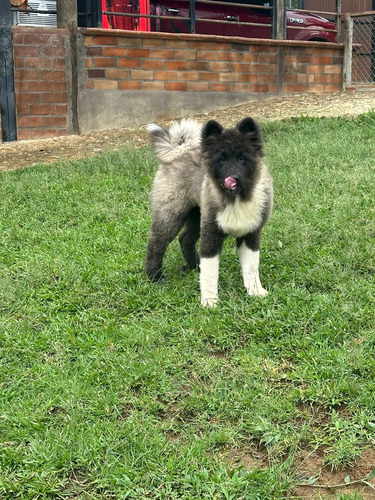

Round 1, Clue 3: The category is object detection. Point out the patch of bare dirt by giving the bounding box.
[293,447,375,499]
[1,91,375,172]
[227,444,375,499]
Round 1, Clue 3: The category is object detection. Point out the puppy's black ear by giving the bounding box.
[202,120,224,140]
[237,117,263,153]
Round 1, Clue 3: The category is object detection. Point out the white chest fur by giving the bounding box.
[216,184,267,238]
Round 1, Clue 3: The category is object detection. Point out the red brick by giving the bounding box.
[14,57,25,69]
[150,49,174,59]
[55,105,68,116]
[17,129,32,140]
[252,46,277,53]
[93,80,118,90]
[239,73,258,83]
[28,81,55,92]
[14,69,39,80]
[29,104,56,115]
[166,40,187,49]
[231,63,250,72]
[165,82,187,91]
[176,71,198,81]
[16,104,30,115]
[93,36,117,45]
[315,74,333,84]
[17,93,40,104]
[284,73,296,83]
[188,40,210,49]
[199,72,219,82]
[18,116,44,127]
[88,69,105,78]
[325,65,342,74]
[118,37,142,47]
[15,81,28,92]
[44,117,67,127]
[166,60,188,70]
[94,57,117,68]
[43,46,66,57]
[143,59,164,70]
[251,84,270,92]
[209,62,230,72]
[174,50,196,60]
[154,70,176,80]
[306,84,324,92]
[40,70,65,81]
[259,54,277,63]
[285,84,307,92]
[259,73,277,83]
[14,46,40,57]
[209,83,229,92]
[143,81,165,91]
[187,82,209,91]
[142,38,166,48]
[31,129,61,139]
[230,83,252,92]
[118,81,142,90]
[25,57,53,69]
[128,48,150,58]
[322,84,341,92]
[41,93,67,103]
[86,46,103,56]
[103,47,128,57]
[23,33,53,45]
[106,68,130,79]
[130,69,154,80]
[119,58,142,68]
[306,65,323,74]
[218,52,238,62]
[219,72,240,82]
[315,56,333,65]
[298,55,314,64]
[297,73,315,84]
[197,50,218,61]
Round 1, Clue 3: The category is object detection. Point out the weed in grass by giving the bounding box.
[0,115,374,499]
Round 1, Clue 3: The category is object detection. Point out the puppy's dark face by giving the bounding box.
[202,117,264,201]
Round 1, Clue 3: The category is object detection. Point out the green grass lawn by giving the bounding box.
[0,114,374,499]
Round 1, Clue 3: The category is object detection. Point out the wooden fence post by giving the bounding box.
[0,0,17,142]
[273,0,286,40]
[57,0,79,134]
[343,13,353,89]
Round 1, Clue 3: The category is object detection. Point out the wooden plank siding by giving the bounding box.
[302,1,373,14]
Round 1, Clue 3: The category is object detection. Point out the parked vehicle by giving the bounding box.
[104,0,336,42]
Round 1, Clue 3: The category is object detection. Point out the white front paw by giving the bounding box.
[201,296,218,307]
[246,278,268,297]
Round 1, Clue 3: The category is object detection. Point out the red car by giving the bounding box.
[104,0,336,42]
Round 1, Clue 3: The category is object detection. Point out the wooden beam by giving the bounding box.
[0,0,17,142]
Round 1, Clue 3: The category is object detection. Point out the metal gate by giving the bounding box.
[345,11,375,85]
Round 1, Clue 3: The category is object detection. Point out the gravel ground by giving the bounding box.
[1,91,375,172]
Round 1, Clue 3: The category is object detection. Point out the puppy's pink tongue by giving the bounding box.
[224,176,237,191]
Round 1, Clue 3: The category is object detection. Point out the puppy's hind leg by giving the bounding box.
[179,207,200,271]
[145,215,185,282]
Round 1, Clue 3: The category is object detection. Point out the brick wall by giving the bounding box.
[1,27,344,141]
[83,30,343,95]
[283,46,343,93]
[12,26,71,141]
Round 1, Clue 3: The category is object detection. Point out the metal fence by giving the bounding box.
[351,12,375,84]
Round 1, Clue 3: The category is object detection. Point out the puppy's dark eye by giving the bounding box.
[239,154,245,162]
[221,154,227,162]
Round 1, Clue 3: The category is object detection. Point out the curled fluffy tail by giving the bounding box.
[147,119,202,163]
